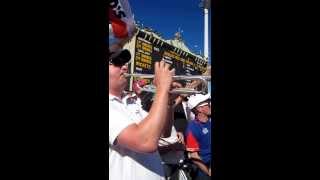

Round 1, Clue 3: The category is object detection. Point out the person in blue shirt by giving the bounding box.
[185,93,212,179]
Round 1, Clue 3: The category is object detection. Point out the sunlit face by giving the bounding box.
[196,100,211,116]
[109,63,129,91]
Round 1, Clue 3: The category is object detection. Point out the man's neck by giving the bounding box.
[109,89,123,99]
[197,113,209,123]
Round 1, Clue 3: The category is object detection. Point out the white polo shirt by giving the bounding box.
[122,93,179,147]
[109,94,165,180]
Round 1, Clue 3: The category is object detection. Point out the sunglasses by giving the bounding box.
[108,50,131,67]
[109,57,131,67]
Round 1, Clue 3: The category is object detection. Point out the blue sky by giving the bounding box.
[129,0,212,64]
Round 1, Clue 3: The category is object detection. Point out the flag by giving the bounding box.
[109,0,136,52]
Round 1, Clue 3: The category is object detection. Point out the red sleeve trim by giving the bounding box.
[186,132,199,151]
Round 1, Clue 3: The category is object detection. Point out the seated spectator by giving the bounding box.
[185,93,212,180]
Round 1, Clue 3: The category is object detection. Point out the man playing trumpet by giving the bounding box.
[108,49,176,180]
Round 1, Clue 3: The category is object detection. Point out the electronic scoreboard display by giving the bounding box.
[127,29,208,90]
[132,30,208,76]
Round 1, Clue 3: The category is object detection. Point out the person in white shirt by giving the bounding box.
[125,80,186,179]
[108,49,175,180]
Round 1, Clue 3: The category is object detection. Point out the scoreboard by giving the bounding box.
[127,29,208,90]
[132,30,207,75]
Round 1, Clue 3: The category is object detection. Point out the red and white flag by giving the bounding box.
[109,0,136,52]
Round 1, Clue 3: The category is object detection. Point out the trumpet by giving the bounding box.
[124,73,211,95]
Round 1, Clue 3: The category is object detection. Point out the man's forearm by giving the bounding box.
[189,152,211,176]
[162,95,183,137]
[162,104,174,138]
[137,90,170,147]
[192,160,210,176]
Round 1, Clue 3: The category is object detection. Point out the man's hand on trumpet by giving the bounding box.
[153,61,175,94]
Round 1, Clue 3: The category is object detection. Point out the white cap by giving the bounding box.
[187,93,211,110]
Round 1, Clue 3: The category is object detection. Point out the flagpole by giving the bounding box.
[200,0,211,93]
[202,0,210,64]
